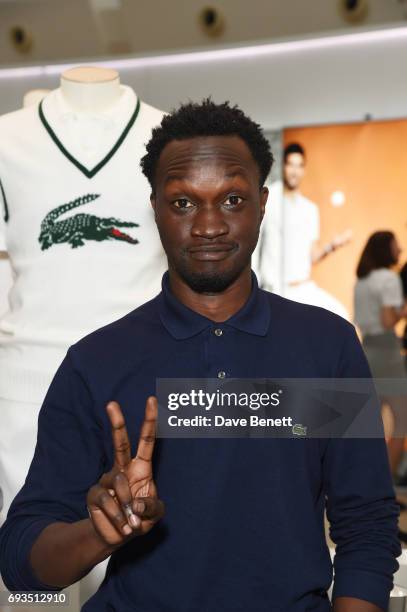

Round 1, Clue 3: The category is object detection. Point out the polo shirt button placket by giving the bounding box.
[213,328,226,378]
[212,327,226,378]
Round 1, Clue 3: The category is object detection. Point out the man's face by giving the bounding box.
[151,135,268,293]
[283,152,305,190]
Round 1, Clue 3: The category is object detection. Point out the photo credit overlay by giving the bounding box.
[156,378,407,438]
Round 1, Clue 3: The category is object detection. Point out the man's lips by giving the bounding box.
[188,244,236,252]
[187,243,237,260]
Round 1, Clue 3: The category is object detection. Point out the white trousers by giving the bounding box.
[0,397,107,611]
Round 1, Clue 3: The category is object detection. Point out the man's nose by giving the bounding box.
[191,205,229,239]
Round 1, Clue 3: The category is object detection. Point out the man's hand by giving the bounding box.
[311,228,353,265]
[331,228,353,250]
[86,396,165,546]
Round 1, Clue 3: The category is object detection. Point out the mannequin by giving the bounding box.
[22,88,51,108]
[60,66,121,112]
[0,65,166,609]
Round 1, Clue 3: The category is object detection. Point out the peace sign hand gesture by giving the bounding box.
[86,396,165,547]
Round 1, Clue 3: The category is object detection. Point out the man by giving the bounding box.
[252,143,351,319]
[0,100,401,611]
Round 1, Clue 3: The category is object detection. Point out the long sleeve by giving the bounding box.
[323,323,401,610]
[0,348,107,590]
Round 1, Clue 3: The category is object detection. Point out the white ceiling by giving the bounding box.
[0,0,406,66]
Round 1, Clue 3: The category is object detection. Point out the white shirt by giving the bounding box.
[354,268,404,336]
[0,86,166,402]
[252,180,319,293]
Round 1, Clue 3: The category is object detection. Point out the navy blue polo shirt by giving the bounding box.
[0,271,401,611]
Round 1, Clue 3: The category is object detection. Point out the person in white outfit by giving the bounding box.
[252,143,351,319]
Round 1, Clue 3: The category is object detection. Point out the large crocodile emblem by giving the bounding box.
[38,194,139,250]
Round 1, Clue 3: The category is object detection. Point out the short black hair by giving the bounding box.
[284,142,305,162]
[140,98,274,191]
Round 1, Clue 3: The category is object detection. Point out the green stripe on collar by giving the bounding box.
[39,97,141,179]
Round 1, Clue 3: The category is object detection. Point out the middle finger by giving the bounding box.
[100,471,140,529]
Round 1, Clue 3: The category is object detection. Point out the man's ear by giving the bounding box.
[260,186,269,222]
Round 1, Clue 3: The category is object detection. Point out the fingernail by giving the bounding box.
[123,524,132,535]
[123,503,134,519]
[133,501,145,514]
[130,514,141,528]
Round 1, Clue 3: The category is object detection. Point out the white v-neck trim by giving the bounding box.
[41,85,138,169]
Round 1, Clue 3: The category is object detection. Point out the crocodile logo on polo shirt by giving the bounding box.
[292,423,307,436]
[38,193,139,250]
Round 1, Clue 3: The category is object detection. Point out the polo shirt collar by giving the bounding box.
[158,270,270,340]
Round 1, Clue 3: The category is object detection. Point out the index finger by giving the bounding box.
[106,401,132,469]
[134,396,158,463]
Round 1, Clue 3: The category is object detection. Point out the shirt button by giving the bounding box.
[217,371,226,379]
[214,328,223,336]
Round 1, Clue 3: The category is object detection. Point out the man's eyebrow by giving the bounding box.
[164,174,186,185]
[163,167,251,186]
[224,169,249,179]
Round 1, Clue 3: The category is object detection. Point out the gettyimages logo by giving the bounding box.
[166,388,282,411]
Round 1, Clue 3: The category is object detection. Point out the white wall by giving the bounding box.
[1,29,406,128]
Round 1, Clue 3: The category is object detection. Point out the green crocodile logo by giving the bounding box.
[292,423,307,436]
[38,194,139,250]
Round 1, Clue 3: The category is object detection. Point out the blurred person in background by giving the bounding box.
[354,231,407,479]
[253,142,352,319]
[400,261,407,368]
